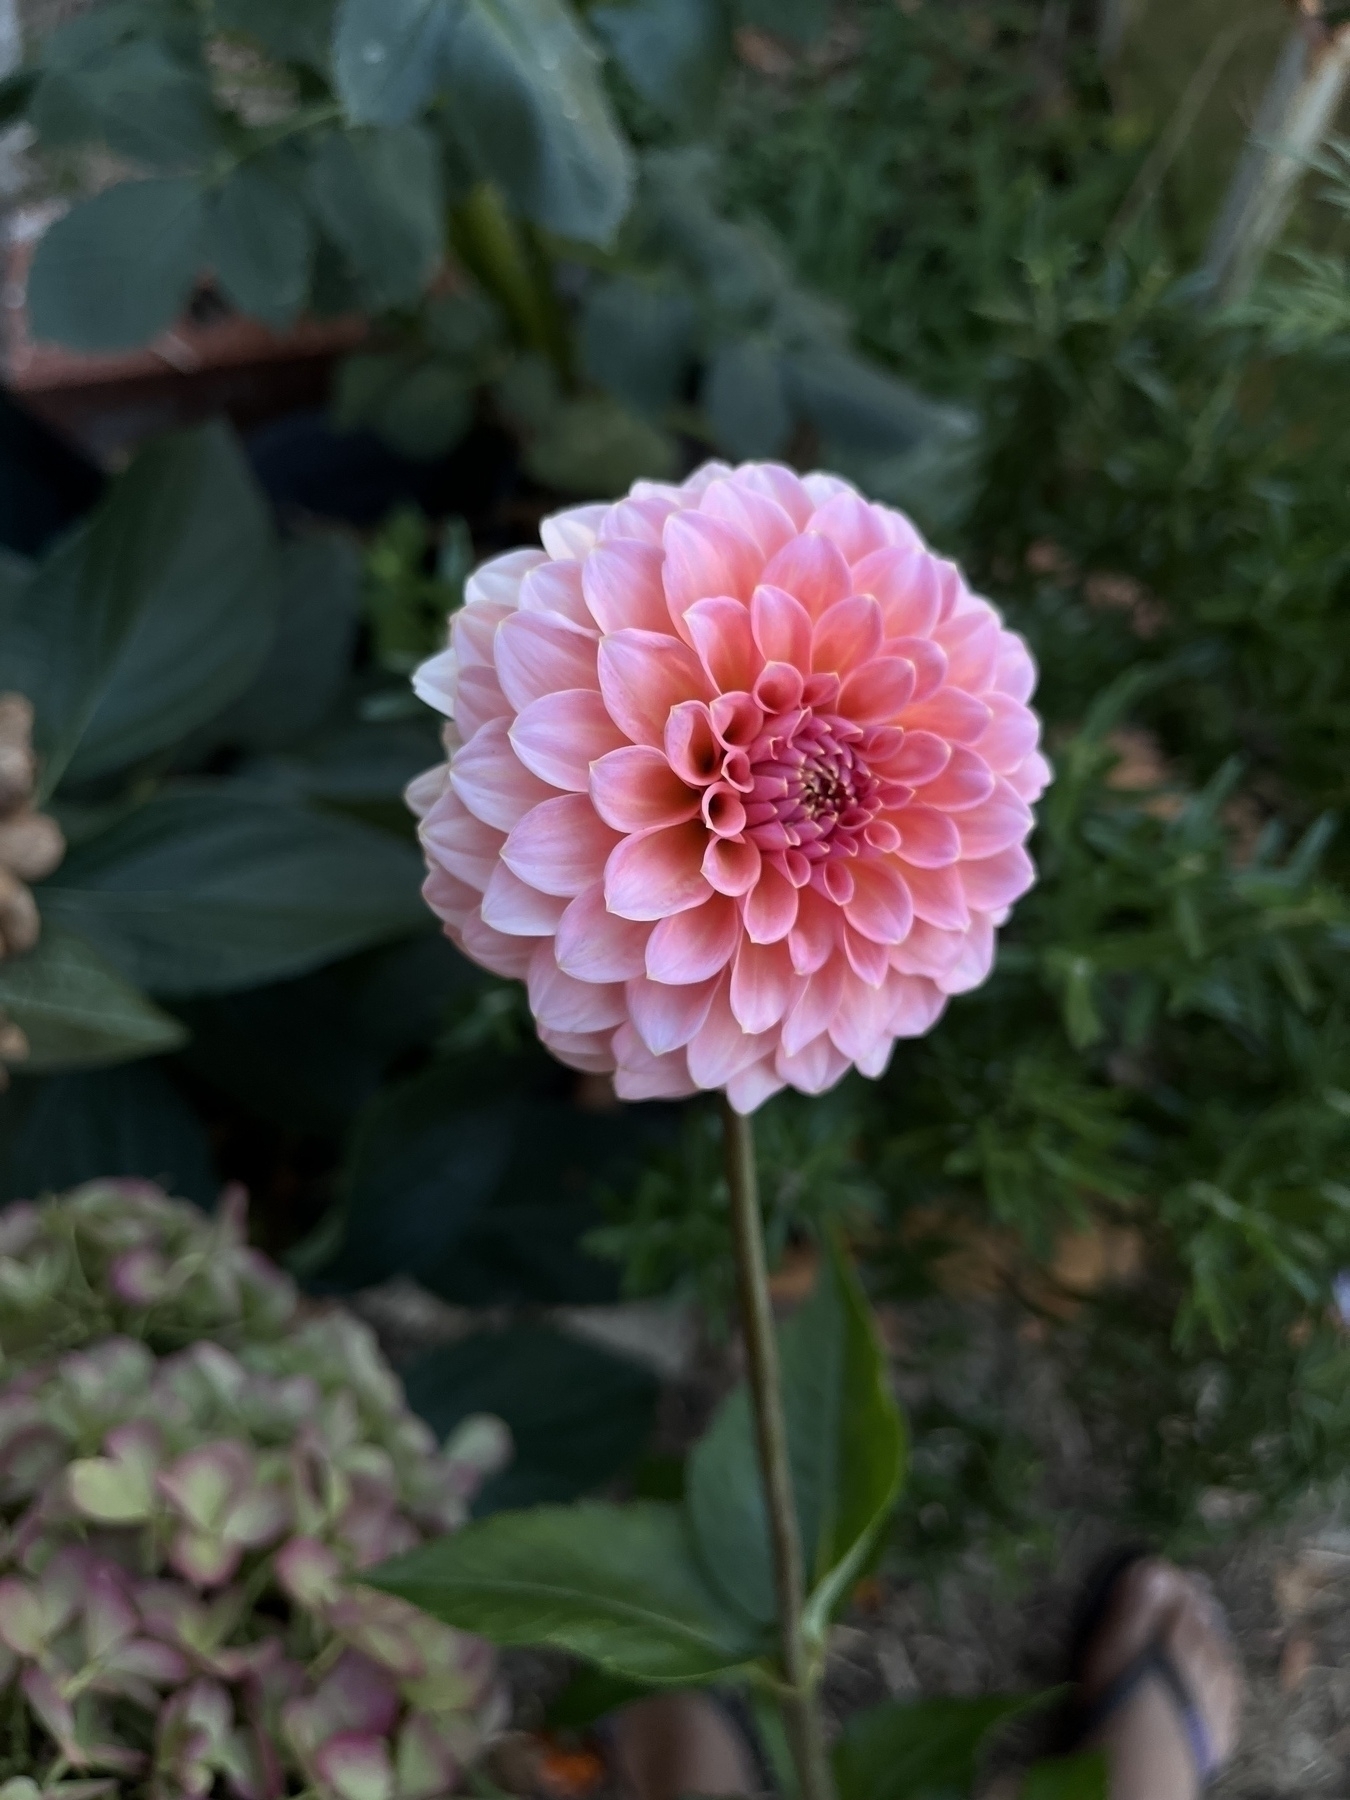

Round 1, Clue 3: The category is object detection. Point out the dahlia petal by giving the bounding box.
[423,865,478,931]
[663,513,762,621]
[645,894,740,985]
[801,471,858,505]
[959,845,1036,912]
[875,730,950,786]
[465,547,546,610]
[812,595,883,676]
[843,858,914,944]
[885,636,947,702]
[605,822,711,921]
[459,911,535,979]
[455,665,512,739]
[406,763,449,819]
[517,559,594,632]
[934,560,966,622]
[1006,750,1052,803]
[612,1024,698,1101]
[899,862,970,931]
[600,495,679,544]
[851,545,942,636]
[503,795,621,897]
[782,957,845,1055]
[914,744,996,812]
[703,784,747,838]
[978,692,1041,771]
[807,490,892,562]
[665,702,722,786]
[821,860,855,905]
[540,504,607,561]
[888,916,966,977]
[751,584,813,669]
[955,780,1033,858]
[626,975,719,1055]
[452,600,511,670]
[725,1057,787,1114]
[583,540,673,635]
[735,462,815,527]
[753,661,806,714]
[591,746,701,833]
[902,689,992,744]
[495,612,599,713]
[742,860,798,943]
[481,863,568,937]
[760,532,852,619]
[555,883,652,984]
[699,479,798,559]
[598,630,712,747]
[685,597,761,692]
[729,938,794,1033]
[774,1032,850,1096]
[421,789,503,888]
[510,690,627,791]
[670,461,733,500]
[451,718,555,830]
[528,945,628,1033]
[895,804,961,868]
[686,985,774,1088]
[853,1032,895,1079]
[934,608,1000,692]
[936,914,996,996]
[538,1027,616,1074]
[843,923,890,986]
[839,657,916,724]
[412,648,458,716]
[993,634,1038,702]
[889,974,947,1038]
[829,967,896,1060]
[787,885,838,975]
[703,835,763,897]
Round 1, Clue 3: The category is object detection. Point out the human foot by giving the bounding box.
[1075,1556,1242,1800]
[608,1692,760,1800]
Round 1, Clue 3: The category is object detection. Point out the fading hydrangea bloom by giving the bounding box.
[411,461,1049,1111]
[0,1183,510,1799]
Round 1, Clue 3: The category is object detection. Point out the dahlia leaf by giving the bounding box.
[0,925,185,1070]
[365,1500,769,1682]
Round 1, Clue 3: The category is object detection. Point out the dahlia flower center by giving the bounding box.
[737,703,900,875]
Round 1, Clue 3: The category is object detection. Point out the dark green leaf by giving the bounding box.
[592,0,731,129]
[0,1062,216,1207]
[703,337,792,459]
[524,395,678,494]
[833,1695,1047,1800]
[207,165,315,328]
[333,0,456,126]
[367,1501,769,1681]
[308,125,444,310]
[0,925,185,1072]
[216,0,335,67]
[30,40,219,169]
[63,426,279,785]
[445,0,634,246]
[580,277,697,417]
[27,179,206,352]
[736,0,828,45]
[544,1667,651,1733]
[403,1325,658,1510]
[687,1237,905,1637]
[1021,1754,1109,1800]
[37,789,426,997]
[783,347,970,458]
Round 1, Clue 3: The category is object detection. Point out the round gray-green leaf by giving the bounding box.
[28,179,206,353]
[207,167,315,329]
[332,0,457,126]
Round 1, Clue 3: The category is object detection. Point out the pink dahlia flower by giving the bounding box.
[409,462,1050,1113]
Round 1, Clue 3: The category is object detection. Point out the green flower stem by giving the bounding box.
[721,1097,834,1800]
[450,182,574,382]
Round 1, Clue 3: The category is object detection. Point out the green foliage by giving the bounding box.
[833,1693,1048,1800]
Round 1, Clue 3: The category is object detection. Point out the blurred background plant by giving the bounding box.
[0,0,1348,1603]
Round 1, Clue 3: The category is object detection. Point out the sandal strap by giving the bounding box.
[1078,1642,1221,1785]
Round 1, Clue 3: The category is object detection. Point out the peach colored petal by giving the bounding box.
[751,584,813,670]
[889,974,947,1037]
[598,630,712,747]
[787,886,838,975]
[843,858,913,944]
[840,657,916,724]
[454,664,512,740]
[591,747,701,833]
[812,595,883,676]
[978,692,1041,770]
[665,702,722,786]
[735,462,815,527]
[495,612,599,713]
[955,781,1033,858]
[451,718,556,830]
[517,558,595,632]
[583,540,673,635]
[934,608,1000,692]
[605,822,711,921]
[807,490,893,562]
[936,913,996,997]
[481,863,569,937]
[992,633,1037,702]
[555,883,651,983]
[703,835,762,897]
[901,688,992,744]
[453,600,512,668]
[843,922,889,987]
[686,985,775,1088]
[753,661,806,715]
[406,763,450,819]
[662,512,762,620]
[741,860,798,943]
[876,730,950,785]
[828,967,896,1063]
[423,865,478,931]
[899,862,970,932]
[885,635,947,702]
[730,938,794,1033]
[959,845,1036,912]
[852,545,943,638]
[600,494,679,544]
[510,689,627,791]
[782,958,845,1056]
[528,945,628,1033]
[915,744,996,812]
[460,911,536,979]
[646,894,740,985]
[612,1024,698,1100]
[895,805,961,868]
[626,974,719,1055]
[699,479,798,560]
[412,648,458,717]
[503,795,621,897]
[685,597,761,692]
[540,504,607,560]
[539,1026,617,1074]
[421,788,503,888]
[774,1032,850,1096]
[889,917,967,978]
[1007,750,1052,803]
[759,532,852,619]
[464,547,546,610]
[726,1058,786,1114]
